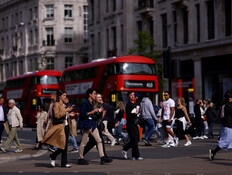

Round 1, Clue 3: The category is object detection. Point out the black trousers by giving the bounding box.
[50,125,69,166]
[123,122,140,158]
[0,121,4,141]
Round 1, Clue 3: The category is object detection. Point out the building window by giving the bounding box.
[29,30,33,45]
[64,27,73,43]
[183,8,188,44]
[173,11,177,44]
[34,28,38,44]
[20,32,23,48]
[44,28,54,46]
[0,37,4,53]
[11,14,14,27]
[137,20,142,32]
[29,8,33,21]
[0,64,3,81]
[19,61,23,74]
[65,56,73,68]
[45,57,54,69]
[112,26,117,55]
[207,0,215,40]
[46,5,54,18]
[120,24,124,52]
[106,29,109,51]
[91,34,95,60]
[106,0,109,13]
[112,0,116,11]
[34,6,38,19]
[161,13,168,48]
[121,0,123,9]
[6,63,10,78]
[83,6,88,43]
[29,59,33,72]
[196,4,200,42]
[64,5,73,18]
[225,0,232,36]
[19,11,23,24]
[138,0,154,9]
[15,13,18,25]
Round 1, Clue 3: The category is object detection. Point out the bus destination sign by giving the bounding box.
[124,80,154,89]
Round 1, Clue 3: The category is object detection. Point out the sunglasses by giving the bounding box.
[163,94,169,96]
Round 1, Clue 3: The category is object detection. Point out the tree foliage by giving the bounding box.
[128,31,160,61]
[128,31,164,100]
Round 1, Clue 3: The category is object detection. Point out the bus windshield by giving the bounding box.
[114,63,156,75]
[36,76,60,84]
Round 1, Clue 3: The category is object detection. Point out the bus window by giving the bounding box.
[39,76,59,84]
[121,63,156,74]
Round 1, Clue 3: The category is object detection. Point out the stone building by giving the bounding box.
[0,0,88,92]
[88,0,232,106]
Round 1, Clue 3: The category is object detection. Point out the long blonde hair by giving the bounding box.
[177,97,186,107]
[117,101,125,112]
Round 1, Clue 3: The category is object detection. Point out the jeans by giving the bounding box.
[115,119,127,142]
[69,135,78,149]
[207,121,215,138]
[144,118,155,141]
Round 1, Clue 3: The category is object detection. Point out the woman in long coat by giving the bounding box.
[34,106,48,149]
[42,90,74,168]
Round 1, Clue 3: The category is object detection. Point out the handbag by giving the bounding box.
[97,120,105,131]
[52,116,65,125]
[134,115,144,126]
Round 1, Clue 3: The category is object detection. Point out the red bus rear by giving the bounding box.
[2,70,62,127]
[60,55,159,107]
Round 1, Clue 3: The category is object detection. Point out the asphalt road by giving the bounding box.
[0,125,232,175]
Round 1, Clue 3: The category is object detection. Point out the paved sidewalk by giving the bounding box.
[0,144,48,164]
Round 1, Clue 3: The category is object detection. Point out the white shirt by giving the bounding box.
[162,98,175,120]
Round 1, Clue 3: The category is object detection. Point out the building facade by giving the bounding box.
[88,0,232,106]
[0,0,88,92]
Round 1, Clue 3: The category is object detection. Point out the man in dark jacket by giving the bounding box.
[0,96,8,144]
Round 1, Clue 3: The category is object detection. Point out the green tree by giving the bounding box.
[128,31,164,100]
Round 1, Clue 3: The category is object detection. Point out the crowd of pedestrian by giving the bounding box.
[0,88,229,167]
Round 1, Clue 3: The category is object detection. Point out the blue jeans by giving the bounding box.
[144,118,155,141]
[207,121,215,138]
[115,118,127,142]
[69,135,78,149]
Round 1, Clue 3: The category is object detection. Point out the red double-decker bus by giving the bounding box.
[60,55,159,107]
[2,70,62,127]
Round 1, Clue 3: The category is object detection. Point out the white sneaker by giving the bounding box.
[203,135,208,139]
[121,149,128,159]
[169,141,176,147]
[184,141,192,146]
[193,136,199,140]
[111,139,116,146]
[0,147,6,153]
[15,149,23,153]
[199,136,204,139]
[50,158,55,167]
[161,143,170,148]
[132,157,143,160]
[62,164,71,168]
[174,137,179,146]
